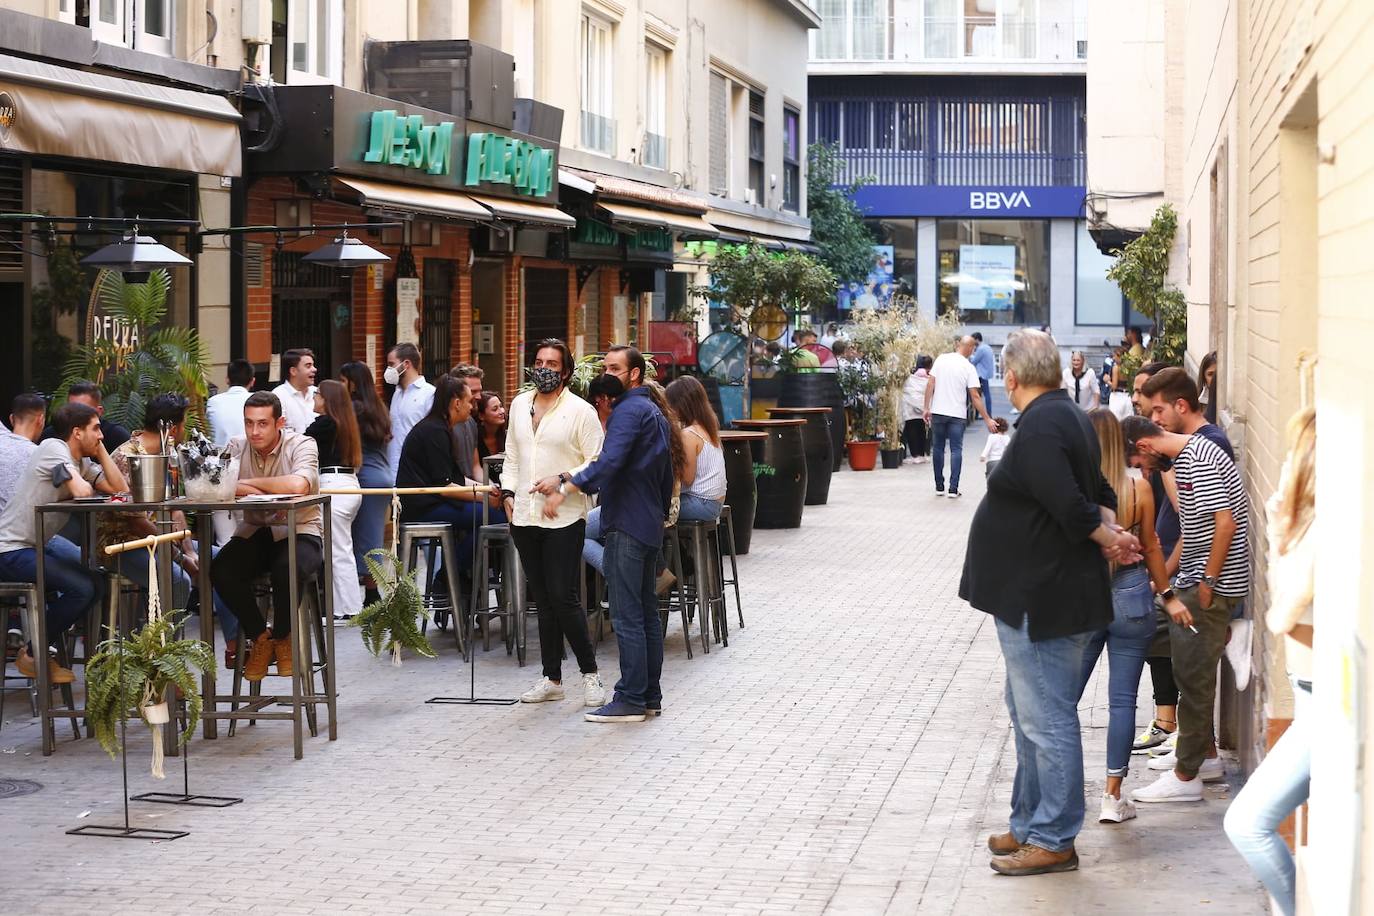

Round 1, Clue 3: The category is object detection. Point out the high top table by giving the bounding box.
[730,419,808,529]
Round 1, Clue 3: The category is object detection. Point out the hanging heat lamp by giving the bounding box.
[302,227,390,269]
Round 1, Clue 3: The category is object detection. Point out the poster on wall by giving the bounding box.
[837,245,895,312]
[956,244,1018,311]
[396,277,420,342]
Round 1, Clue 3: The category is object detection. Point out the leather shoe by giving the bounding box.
[17,647,75,684]
[986,831,1020,855]
[989,843,1079,876]
[243,636,274,681]
[273,637,294,677]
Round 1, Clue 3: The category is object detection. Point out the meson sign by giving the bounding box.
[464,132,555,197]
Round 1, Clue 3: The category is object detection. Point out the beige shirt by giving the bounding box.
[502,388,603,529]
[228,430,321,540]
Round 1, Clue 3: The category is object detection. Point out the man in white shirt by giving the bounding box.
[207,359,255,446]
[386,342,434,479]
[1062,351,1100,410]
[271,348,319,434]
[0,394,46,513]
[923,336,998,498]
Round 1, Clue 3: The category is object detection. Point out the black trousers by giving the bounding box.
[903,418,929,457]
[211,529,323,639]
[510,521,597,681]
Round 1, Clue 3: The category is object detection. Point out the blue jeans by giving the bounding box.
[996,614,1093,852]
[583,506,606,575]
[677,493,723,523]
[115,547,238,643]
[930,414,967,492]
[353,452,392,577]
[1079,566,1157,775]
[604,530,662,710]
[980,378,993,416]
[1224,679,1310,916]
[0,539,104,648]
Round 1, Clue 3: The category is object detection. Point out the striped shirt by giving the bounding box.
[1174,433,1250,596]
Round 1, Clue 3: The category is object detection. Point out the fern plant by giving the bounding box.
[352,548,435,665]
[84,613,216,762]
[56,268,212,431]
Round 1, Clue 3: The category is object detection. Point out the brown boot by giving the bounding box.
[989,843,1079,876]
[17,647,75,684]
[273,637,294,677]
[243,636,274,682]
[986,831,1020,855]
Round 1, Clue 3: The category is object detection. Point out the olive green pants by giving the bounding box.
[1169,584,1238,778]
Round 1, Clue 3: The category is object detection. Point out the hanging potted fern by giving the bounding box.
[351,548,436,665]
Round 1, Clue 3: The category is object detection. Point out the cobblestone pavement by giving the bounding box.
[2,420,1265,915]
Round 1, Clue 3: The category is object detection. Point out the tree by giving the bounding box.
[806,143,876,285]
[1107,204,1188,368]
[693,245,837,330]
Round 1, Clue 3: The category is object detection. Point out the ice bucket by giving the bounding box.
[126,453,169,503]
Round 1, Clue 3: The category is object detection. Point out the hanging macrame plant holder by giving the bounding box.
[139,544,169,779]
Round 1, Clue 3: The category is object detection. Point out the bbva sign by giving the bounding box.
[969,190,1032,210]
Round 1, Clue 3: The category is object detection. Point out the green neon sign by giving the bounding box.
[465,132,555,197]
[362,110,455,176]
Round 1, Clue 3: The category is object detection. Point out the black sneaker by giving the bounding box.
[935,487,946,497]
[646,702,662,717]
[585,700,647,723]
[948,490,962,499]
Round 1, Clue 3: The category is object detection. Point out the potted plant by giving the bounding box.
[837,357,881,471]
[85,612,216,779]
[352,548,436,666]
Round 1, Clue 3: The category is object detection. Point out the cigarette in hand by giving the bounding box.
[1188,625,1199,635]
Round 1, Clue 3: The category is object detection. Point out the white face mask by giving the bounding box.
[383,365,401,386]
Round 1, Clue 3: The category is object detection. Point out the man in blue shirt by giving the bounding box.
[534,345,674,723]
[970,332,996,414]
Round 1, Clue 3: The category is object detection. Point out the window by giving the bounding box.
[812,0,888,60]
[748,92,765,206]
[57,0,76,24]
[936,220,1050,327]
[851,0,887,59]
[1075,223,1125,326]
[643,44,668,169]
[813,0,847,59]
[580,13,615,154]
[283,0,342,84]
[709,72,729,196]
[783,108,801,212]
[137,0,172,55]
[923,0,959,58]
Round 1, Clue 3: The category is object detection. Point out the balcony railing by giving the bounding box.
[643,132,668,170]
[580,111,616,154]
[810,14,1085,63]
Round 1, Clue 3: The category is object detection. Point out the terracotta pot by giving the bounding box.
[846,440,879,471]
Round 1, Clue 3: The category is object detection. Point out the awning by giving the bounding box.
[0,52,241,176]
[468,193,577,229]
[596,201,719,240]
[335,177,492,223]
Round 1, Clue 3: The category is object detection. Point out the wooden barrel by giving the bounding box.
[768,406,833,505]
[732,419,807,529]
[719,430,766,554]
[778,372,845,473]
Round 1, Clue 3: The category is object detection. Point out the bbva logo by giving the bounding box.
[969,190,1031,210]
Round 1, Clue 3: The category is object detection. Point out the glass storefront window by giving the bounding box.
[936,219,1049,327]
[864,218,916,300]
[1075,221,1126,326]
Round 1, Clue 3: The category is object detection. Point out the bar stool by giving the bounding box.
[672,519,729,652]
[398,522,466,657]
[229,574,327,737]
[468,523,520,662]
[658,527,697,658]
[718,505,744,629]
[0,582,80,737]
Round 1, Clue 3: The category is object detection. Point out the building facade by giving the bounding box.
[808,0,1125,360]
[1091,1,1374,911]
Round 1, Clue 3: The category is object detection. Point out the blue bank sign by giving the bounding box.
[852,185,1086,219]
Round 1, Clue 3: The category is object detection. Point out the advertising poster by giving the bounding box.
[957,244,1017,311]
[838,244,895,312]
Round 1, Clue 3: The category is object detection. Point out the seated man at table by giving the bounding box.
[0,402,126,682]
[211,391,322,681]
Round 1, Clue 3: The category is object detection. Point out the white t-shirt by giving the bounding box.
[1061,366,1098,409]
[981,433,1010,462]
[929,352,980,419]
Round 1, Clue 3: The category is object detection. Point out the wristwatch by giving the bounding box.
[1157,588,1176,602]
[1201,575,1218,588]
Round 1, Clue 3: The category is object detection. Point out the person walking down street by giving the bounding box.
[979,418,1010,476]
[901,357,931,464]
[1081,408,1172,826]
[385,343,434,479]
[959,328,1142,877]
[1062,351,1100,410]
[272,348,320,434]
[340,361,392,606]
[924,336,998,498]
[970,332,996,416]
[500,340,606,710]
[306,380,365,621]
[534,346,674,724]
[1124,410,1250,804]
[1224,408,1314,916]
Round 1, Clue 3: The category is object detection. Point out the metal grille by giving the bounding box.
[272,251,346,376]
[422,258,454,377]
[523,268,569,367]
[244,242,264,287]
[0,157,22,271]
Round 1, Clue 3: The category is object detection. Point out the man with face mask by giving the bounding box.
[500,340,607,709]
[386,343,433,480]
[533,345,674,723]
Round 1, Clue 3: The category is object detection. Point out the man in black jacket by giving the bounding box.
[960,328,1142,877]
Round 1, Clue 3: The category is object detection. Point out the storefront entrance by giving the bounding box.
[271,251,352,377]
[523,267,569,366]
[473,259,505,386]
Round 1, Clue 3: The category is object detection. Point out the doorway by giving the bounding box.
[523,267,569,367]
[271,251,351,379]
[472,259,505,389]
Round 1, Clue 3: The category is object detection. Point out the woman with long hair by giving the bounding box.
[665,376,725,523]
[476,390,507,483]
[1081,407,1172,824]
[1197,351,1218,424]
[1224,408,1315,916]
[306,379,365,620]
[339,361,392,604]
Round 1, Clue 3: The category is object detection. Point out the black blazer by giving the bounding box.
[959,389,1118,641]
[395,417,459,520]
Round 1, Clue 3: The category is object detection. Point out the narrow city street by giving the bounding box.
[2,423,1264,915]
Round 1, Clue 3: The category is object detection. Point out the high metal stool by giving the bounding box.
[672,519,729,653]
[657,527,697,658]
[229,574,329,738]
[0,583,80,736]
[398,522,466,657]
[718,505,744,629]
[469,523,522,663]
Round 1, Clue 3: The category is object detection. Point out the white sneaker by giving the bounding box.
[1148,730,1180,757]
[1147,748,1177,770]
[1198,756,1225,782]
[520,677,565,703]
[1131,769,1204,804]
[1099,792,1137,823]
[582,672,607,707]
[1226,619,1253,690]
